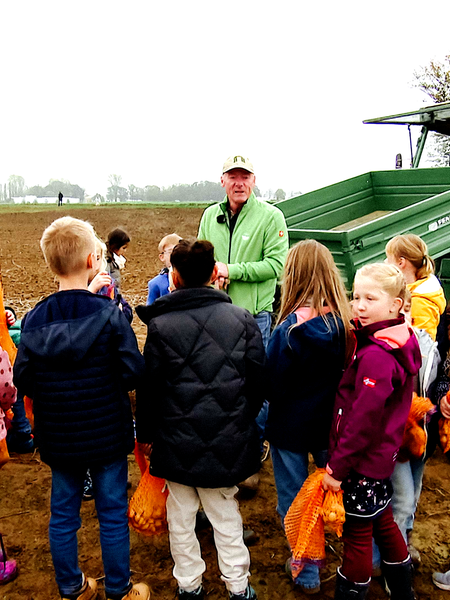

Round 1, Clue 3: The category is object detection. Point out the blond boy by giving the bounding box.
[146,233,182,304]
[13,217,148,600]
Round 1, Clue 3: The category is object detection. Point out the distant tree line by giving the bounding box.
[0,173,293,204]
[0,176,85,203]
[106,174,228,203]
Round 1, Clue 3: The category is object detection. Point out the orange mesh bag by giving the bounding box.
[284,468,326,578]
[128,441,169,536]
[399,393,435,460]
[439,392,450,453]
[0,278,17,366]
[322,489,345,537]
[0,438,9,467]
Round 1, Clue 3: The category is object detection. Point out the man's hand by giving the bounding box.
[214,276,230,290]
[441,394,450,419]
[215,262,229,279]
[5,309,16,327]
[322,472,342,492]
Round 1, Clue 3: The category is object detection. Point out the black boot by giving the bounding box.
[382,558,416,599]
[335,568,370,599]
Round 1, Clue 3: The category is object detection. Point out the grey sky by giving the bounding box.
[1,0,450,198]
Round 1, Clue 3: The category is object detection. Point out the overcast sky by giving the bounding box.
[1,1,450,198]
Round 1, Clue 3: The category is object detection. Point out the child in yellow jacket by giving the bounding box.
[386,234,446,340]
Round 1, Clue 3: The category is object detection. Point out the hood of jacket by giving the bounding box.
[136,287,232,324]
[352,316,421,376]
[287,311,345,356]
[408,275,446,312]
[21,290,117,362]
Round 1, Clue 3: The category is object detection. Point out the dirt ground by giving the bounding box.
[1,206,450,599]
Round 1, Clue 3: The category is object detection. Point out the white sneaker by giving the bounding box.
[433,570,450,590]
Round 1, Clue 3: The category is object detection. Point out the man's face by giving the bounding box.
[221,168,256,208]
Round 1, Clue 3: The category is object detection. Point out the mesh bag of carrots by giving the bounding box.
[128,441,169,536]
[0,278,17,468]
[399,393,436,461]
[439,391,450,454]
[284,468,345,579]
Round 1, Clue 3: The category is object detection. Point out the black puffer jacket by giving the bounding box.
[136,287,265,488]
[13,290,144,467]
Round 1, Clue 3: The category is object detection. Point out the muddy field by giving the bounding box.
[1,205,450,599]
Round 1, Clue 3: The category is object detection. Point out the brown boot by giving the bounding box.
[62,577,98,600]
[107,583,150,600]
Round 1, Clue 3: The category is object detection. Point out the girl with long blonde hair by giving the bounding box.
[323,263,421,599]
[265,239,353,594]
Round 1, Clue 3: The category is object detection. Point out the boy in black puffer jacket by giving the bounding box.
[136,239,265,600]
[13,217,149,600]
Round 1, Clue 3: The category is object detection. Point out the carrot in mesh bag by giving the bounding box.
[439,391,450,454]
[399,393,435,460]
[284,468,327,578]
[128,441,169,536]
[322,488,345,537]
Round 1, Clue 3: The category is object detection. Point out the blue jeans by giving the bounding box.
[254,311,271,446]
[10,393,32,434]
[49,458,131,597]
[271,445,328,590]
[253,310,271,349]
[391,457,425,538]
[372,457,425,568]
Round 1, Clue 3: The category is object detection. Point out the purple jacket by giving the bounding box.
[328,316,421,482]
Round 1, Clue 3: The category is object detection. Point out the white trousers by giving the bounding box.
[166,480,251,594]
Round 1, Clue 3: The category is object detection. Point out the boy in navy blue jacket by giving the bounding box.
[13,217,149,600]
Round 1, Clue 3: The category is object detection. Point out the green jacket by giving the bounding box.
[198,193,289,315]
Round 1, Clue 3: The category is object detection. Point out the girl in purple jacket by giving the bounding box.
[323,263,421,600]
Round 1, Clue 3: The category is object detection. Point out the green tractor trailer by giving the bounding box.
[276,102,450,298]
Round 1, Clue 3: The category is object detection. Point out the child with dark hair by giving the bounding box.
[136,238,265,600]
[105,228,131,292]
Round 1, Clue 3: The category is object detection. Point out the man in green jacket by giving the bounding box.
[198,156,288,493]
[197,155,288,346]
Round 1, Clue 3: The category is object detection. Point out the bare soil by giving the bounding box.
[0,206,449,599]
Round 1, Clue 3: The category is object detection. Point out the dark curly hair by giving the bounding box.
[170,239,216,287]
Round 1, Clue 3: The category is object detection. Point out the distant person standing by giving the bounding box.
[58,192,63,207]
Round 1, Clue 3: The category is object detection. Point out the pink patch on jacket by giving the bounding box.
[373,322,412,349]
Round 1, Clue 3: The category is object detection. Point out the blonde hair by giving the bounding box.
[403,288,412,313]
[95,236,107,272]
[40,216,96,276]
[158,233,182,254]
[385,234,434,280]
[277,240,353,356]
[355,263,407,307]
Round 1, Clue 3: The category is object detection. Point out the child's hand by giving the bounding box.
[322,472,342,492]
[5,309,16,326]
[440,394,450,419]
[137,443,152,457]
[88,272,112,294]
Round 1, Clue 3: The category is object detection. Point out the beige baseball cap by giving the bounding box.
[222,155,254,174]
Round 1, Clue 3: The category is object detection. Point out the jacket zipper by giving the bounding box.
[336,408,343,434]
